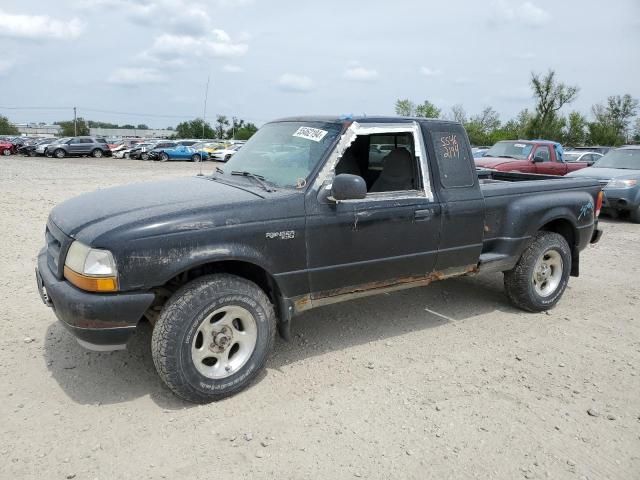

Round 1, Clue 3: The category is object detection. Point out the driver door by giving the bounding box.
[304,125,441,299]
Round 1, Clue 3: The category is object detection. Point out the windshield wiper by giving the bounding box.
[496,155,518,159]
[231,170,275,192]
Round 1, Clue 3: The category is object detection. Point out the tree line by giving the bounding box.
[395,70,639,147]
[0,115,258,140]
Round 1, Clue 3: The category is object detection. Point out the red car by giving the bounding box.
[475,140,590,175]
[1,140,15,156]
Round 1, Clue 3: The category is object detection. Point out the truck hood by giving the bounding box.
[474,156,525,169]
[50,177,264,244]
[567,167,640,180]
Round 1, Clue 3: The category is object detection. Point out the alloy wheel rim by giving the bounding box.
[191,305,258,379]
[532,249,563,297]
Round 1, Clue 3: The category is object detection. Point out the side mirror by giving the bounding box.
[532,155,544,163]
[331,174,367,201]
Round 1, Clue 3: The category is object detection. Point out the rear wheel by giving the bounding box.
[504,232,571,312]
[91,148,103,158]
[29,150,37,157]
[54,149,65,159]
[191,154,201,162]
[2,148,11,156]
[141,152,149,161]
[151,274,276,403]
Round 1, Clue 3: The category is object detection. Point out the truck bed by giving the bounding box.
[476,169,601,273]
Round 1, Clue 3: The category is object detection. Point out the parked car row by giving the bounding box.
[0,135,246,162]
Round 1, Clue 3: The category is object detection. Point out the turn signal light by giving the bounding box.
[595,190,603,218]
[64,266,118,292]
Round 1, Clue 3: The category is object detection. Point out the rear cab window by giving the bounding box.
[432,129,475,189]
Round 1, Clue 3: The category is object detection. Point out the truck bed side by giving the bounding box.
[478,174,601,274]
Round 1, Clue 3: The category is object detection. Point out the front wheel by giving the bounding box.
[54,149,65,159]
[504,232,571,312]
[191,154,201,162]
[159,152,169,162]
[2,148,11,156]
[140,152,149,161]
[151,274,276,403]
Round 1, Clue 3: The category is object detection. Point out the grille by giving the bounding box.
[45,220,72,279]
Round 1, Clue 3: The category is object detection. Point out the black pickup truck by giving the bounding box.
[36,116,603,403]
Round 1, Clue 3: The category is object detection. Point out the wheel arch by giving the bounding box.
[537,217,579,276]
[153,257,288,332]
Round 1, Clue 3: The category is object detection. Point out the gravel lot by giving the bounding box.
[1,156,639,479]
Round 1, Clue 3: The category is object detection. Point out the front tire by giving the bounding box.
[191,154,201,162]
[159,152,169,162]
[54,149,65,159]
[504,232,571,312]
[141,152,149,161]
[151,274,276,403]
[2,148,11,156]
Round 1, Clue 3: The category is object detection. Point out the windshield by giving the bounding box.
[218,121,343,188]
[484,141,533,159]
[593,149,640,170]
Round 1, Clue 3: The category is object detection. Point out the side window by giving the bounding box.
[71,138,82,144]
[334,132,420,194]
[535,146,551,162]
[81,138,93,144]
[433,130,475,188]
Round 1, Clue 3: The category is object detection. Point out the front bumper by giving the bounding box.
[602,188,639,212]
[36,249,155,351]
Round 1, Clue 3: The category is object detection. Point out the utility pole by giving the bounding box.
[202,75,210,139]
[73,106,77,136]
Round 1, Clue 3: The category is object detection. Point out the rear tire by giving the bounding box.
[151,274,276,403]
[191,154,201,162]
[2,148,11,156]
[141,152,149,161]
[159,152,169,162]
[91,148,103,158]
[504,232,571,312]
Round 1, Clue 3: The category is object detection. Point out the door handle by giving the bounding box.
[414,206,441,220]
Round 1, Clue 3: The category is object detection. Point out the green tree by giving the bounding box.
[395,99,415,116]
[465,107,500,145]
[632,117,640,143]
[121,124,135,129]
[589,94,639,144]
[235,122,258,140]
[55,118,90,136]
[175,118,214,139]
[214,115,230,139]
[0,115,19,135]
[528,70,578,140]
[414,100,441,119]
[562,111,588,146]
[450,104,467,124]
[137,124,149,130]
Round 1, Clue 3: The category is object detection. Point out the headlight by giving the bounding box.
[64,241,118,292]
[606,179,637,189]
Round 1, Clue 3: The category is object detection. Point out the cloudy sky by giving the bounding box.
[1,0,639,128]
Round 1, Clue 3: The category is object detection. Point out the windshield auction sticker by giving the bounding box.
[293,126,328,142]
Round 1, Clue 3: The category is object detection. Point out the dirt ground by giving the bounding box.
[1,156,638,480]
